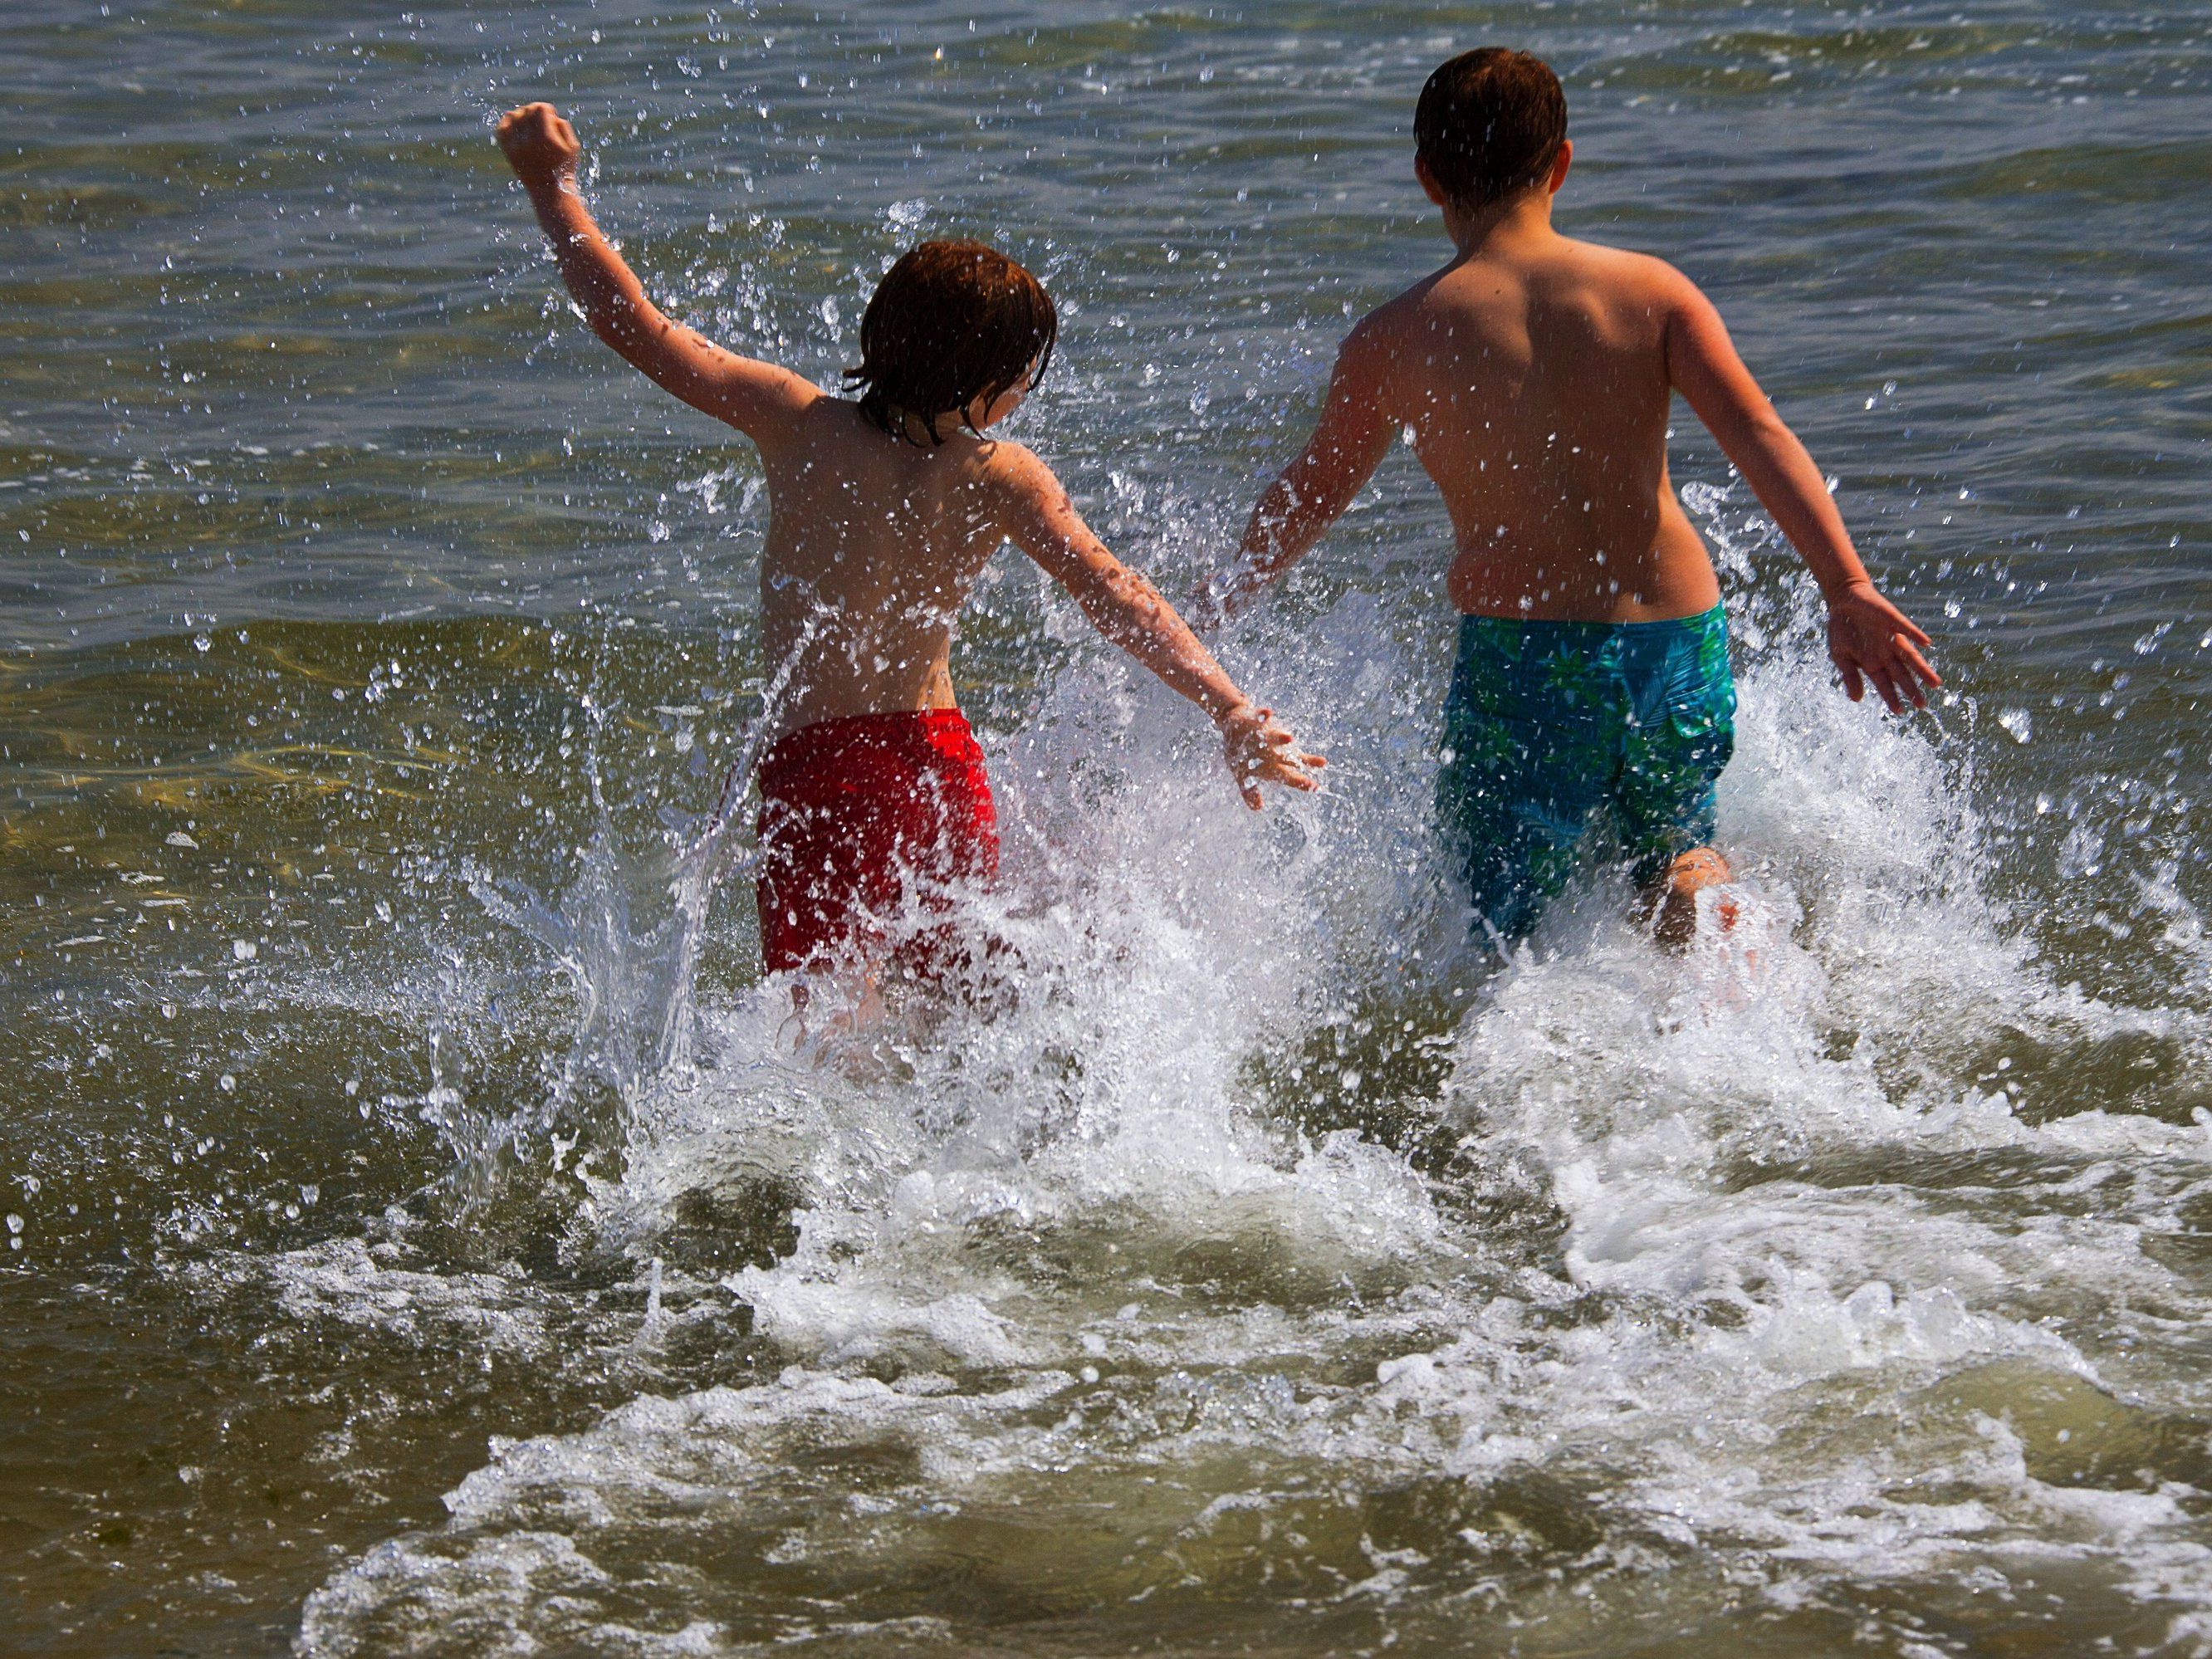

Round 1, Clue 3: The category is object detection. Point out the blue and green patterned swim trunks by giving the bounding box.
[1436,604,1736,942]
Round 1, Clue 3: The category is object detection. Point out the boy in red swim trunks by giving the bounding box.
[496,104,1321,1003]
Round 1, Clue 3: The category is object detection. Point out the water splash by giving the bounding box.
[462,612,826,1144]
[301,541,2212,1652]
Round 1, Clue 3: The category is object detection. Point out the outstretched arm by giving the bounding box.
[496,102,815,448]
[994,445,1324,810]
[1201,325,1397,627]
[1663,270,1940,713]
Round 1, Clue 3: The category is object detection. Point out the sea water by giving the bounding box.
[5,2,2211,1654]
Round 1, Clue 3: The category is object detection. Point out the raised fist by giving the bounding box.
[496,101,580,188]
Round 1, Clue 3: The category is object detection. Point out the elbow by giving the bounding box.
[585,308,633,350]
[1715,408,1795,482]
[1732,398,1794,452]
[1089,574,1162,639]
[1292,456,1364,523]
[1746,405,1793,447]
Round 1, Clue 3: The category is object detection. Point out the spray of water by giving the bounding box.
[462,608,825,1144]
[295,485,2212,1654]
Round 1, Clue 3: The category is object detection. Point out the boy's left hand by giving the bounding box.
[1219,703,1325,810]
[1826,580,1940,713]
[497,101,580,189]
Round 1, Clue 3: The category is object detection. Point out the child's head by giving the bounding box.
[847,240,1057,444]
[1415,48,1568,214]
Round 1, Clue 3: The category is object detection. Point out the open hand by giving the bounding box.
[496,101,580,188]
[1827,580,1940,713]
[1219,702,1325,810]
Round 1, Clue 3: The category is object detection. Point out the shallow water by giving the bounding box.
[7,1,2212,1654]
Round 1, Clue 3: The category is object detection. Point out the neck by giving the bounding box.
[878,403,967,446]
[1441,187,1554,257]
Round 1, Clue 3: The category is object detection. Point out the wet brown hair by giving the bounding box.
[1415,48,1568,213]
[844,240,1057,445]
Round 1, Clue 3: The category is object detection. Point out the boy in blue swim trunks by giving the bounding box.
[1203,47,1939,947]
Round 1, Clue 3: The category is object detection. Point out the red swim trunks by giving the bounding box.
[754,708,999,979]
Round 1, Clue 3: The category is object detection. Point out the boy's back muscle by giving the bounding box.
[755,398,1011,737]
[1366,235,1720,622]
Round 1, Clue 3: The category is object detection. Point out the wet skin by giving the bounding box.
[1211,137,1944,928]
[496,102,1321,808]
[1217,143,1938,719]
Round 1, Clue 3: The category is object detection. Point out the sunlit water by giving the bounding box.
[6,2,2212,1654]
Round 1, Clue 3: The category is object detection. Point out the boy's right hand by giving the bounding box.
[1826,580,1940,713]
[497,101,580,189]
[1219,702,1324,810]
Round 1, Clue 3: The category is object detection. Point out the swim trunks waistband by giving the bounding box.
[1452,603,1728,641]
[760,707,977,766]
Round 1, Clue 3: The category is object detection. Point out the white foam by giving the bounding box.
[306,570,2212,1647]
[191,1231,551,1357]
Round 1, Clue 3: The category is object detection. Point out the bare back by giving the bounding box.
[1360,234,1719,623]
[755,399,1011,739]
[1226,144,1938,714]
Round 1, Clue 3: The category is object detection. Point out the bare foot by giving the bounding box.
[777,971,888,1064]
[1646,845,1732,951]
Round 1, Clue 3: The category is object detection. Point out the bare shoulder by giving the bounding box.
[684,353,825,458]
[756,360,828,415]
[976,437,1069,523]
[1343,286,1427,360]
[1309,297,1415,408]
[1593,242,1707,322]
[979,434,1050,488]
[1570,240,1701,311]
[751,369,830,429]
[976,438,1105,561]
[778,390,894,465]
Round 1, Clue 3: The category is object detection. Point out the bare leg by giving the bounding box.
[1642,845,1732,951]
[777,966,888,1060]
